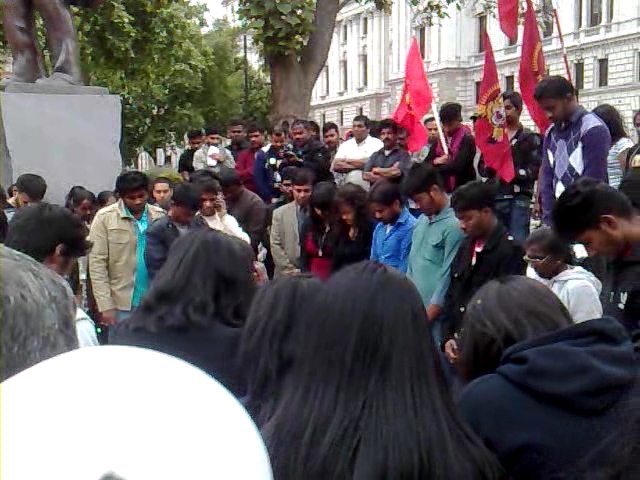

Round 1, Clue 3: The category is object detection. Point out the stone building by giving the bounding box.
[310,0,640,137]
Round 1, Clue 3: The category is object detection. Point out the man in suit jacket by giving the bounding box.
[145,183,203,281]
[270,168,315,276]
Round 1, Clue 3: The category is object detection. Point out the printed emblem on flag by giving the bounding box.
[477,84,506,143]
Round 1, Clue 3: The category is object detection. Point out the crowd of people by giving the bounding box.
[1,74,639,479]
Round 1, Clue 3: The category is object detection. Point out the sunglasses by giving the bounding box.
[523,254,550,264]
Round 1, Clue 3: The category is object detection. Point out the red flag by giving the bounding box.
[519,0,551,133]
[498,0,518,42]
[475,30,515,183]
[393,38,433,153]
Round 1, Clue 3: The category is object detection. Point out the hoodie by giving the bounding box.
[458,318,638,480]
[529,266,603,323]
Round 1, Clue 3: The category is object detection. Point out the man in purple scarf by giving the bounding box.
[534,76,611,225]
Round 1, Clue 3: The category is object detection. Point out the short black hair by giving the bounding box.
[197,179,222,196]
[353,115,370,128]
[451,180,495,213]
[533,75,576,101]
[402,163,445,197]
[187,129,203,139]
[369,180,402,206]
[152,177,174,189]
[322,122,339,135]
[218,169,242,188]
[115,171,149,196]
[526,227,574,264]
[204,126,219,136]
[308,120,320,134]
[552,178,634,240]
[171,183,201,211]
[502,91,523,112]
[228,119,246,129]
[439,103,463,124]
[423,116,436,125]
[68,187,96,208]
[292,168,315,186]
[15,173,47,202]
[280,166,299,182]
[246,123,263,135]
[378,119,399,134]
[189,169,219,185]
[291,119,310,131]
[5,203,91,262]
[97,190,115,207]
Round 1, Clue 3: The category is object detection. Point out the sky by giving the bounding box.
[202,0,227,26]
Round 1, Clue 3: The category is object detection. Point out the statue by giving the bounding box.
[1,0,103,86]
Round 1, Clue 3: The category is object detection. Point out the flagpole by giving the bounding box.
[431,101,449,156]
[553,7,572,83]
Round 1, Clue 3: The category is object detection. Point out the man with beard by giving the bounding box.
[289,120,333,183]
[363,119,411,186]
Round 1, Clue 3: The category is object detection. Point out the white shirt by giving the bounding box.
[333,135,384,188]
[76,307,99,348]
[200,213,251,244]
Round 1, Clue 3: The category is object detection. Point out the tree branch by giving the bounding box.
[338,0,351,10]
[301,0,342,80]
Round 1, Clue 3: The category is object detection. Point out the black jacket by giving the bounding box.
[110,321,245,398]
[481,128,542,198]
[427,133,477,193]
[298,139,333,183]
[458,317,639,480]
[603,242,640,339]
[144,216,206,281]
[444,222,526,339]
[331,222,374,273]
[178,148,196,174]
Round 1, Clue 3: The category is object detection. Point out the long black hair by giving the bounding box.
[262,261,505,479]
[334,183,370,239]
[239,275,321,425]
[593,104,628,144]
[308,181,337,234]
[127,229,255,331]
[458,276,573,383]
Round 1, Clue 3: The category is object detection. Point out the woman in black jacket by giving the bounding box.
[110,229,255,397]
[331,183,374,273]
[457,276,639,480]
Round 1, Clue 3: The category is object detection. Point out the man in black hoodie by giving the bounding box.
[443,181,526,362]
[553,178,640,338]
[290,119,333,183]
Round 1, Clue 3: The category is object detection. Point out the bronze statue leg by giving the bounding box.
[32,0,83,85]
[2,0,45,84]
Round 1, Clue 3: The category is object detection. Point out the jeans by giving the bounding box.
[495,195,532,243]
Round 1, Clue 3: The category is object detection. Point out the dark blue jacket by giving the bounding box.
[458,317,639,480]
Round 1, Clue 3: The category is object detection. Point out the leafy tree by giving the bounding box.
[233,0,544,124]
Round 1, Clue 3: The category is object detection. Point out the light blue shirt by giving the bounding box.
[370,207,417,273]
[407,205,464,306]
[126,207,149,308]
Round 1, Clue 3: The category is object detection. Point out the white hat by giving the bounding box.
[1,346,273,480]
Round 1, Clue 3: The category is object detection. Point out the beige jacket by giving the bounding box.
[270,201,301,277]
[88,200,165,312]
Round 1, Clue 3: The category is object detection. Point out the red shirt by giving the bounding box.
[235,148,259,194]
[304,233,332,281]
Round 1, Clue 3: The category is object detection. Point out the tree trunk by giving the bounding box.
[268,0,342,126]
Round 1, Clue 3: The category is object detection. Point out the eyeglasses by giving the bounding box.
[523,254,549,264]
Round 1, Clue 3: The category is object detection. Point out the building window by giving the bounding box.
[417,26,426,58]
[362,17,368,36]
[505,75,515,92]
[342,24,348,43]
[475,80,482,103]
[575,61,585,90]
[478,15,487,53]
[589,0,602,27]
[577,0,583,28]
[542,0,554,37]
[324,65,329,96]
[360,51,368,87]
[608,0,614,22]
[338,109,344,126]
[357,106,364,116]
[340,56,348,91]
[598,57,608,87]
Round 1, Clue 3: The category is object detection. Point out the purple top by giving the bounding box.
[540,107,611,224]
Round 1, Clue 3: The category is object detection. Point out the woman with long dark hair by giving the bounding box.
[110,229,255,397]
[239,275,321,425]
[457,276,638,479]
[331,183,374,272]
[593,104,634,188]
[262,261,506,479]
[299,181,337,280]
[67,187,97,225]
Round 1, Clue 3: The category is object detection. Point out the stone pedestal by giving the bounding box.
[1,83,122,204]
